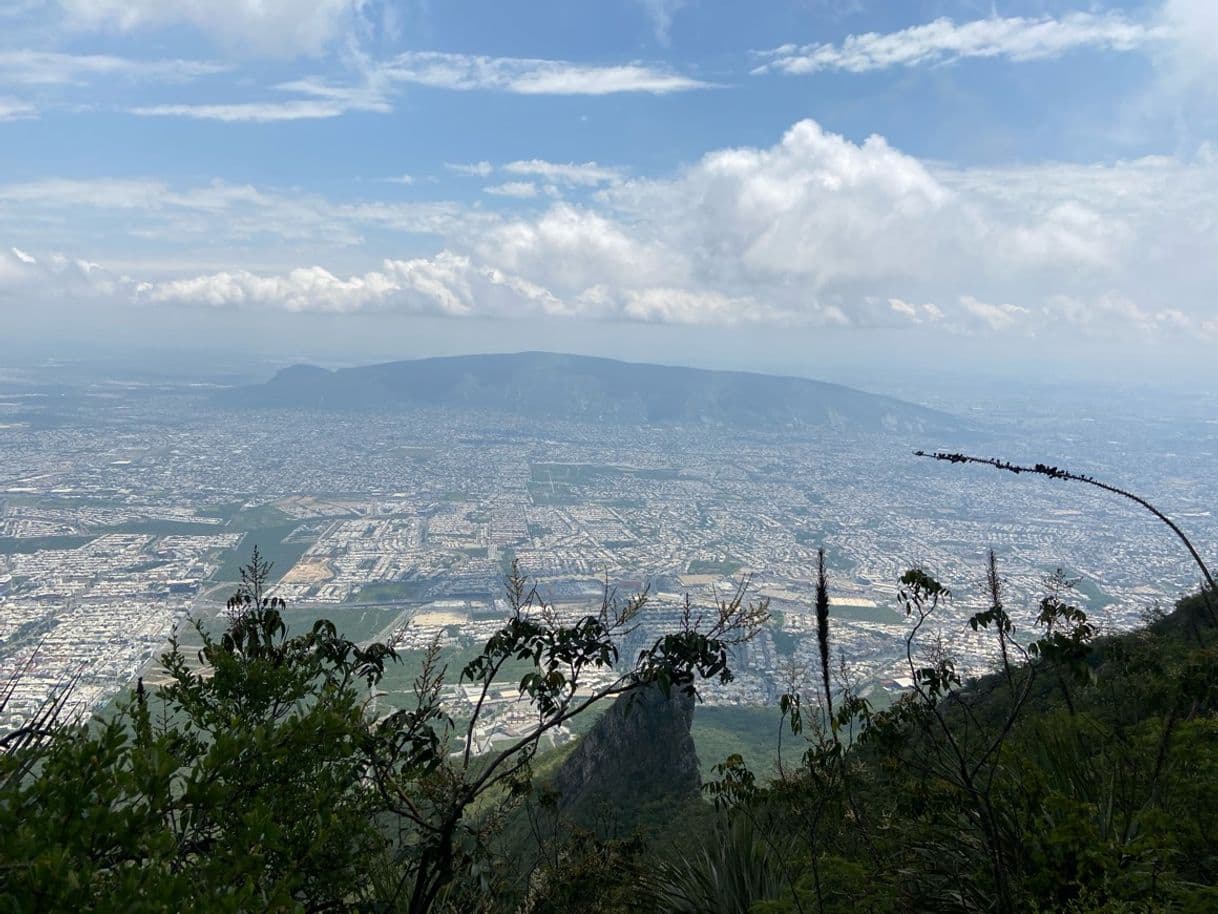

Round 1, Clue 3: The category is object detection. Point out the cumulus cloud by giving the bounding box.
[889,298,944,323]
[138,252,571,319]
[59,0,361,58]
[134,254,786,326]
[5,119,1218,337]
[755,12,1152,75]
[476,203,682,295]
[604,119,957,291]
[0,244,130,302]
[960,295,1029,331]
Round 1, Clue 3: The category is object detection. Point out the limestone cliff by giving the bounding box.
[554,683,700,826]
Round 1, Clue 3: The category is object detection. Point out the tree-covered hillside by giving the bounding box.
[219,351,961,434]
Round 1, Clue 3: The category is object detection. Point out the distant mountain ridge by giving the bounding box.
[217,351,959,433]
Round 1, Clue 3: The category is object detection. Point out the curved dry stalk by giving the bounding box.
[915,450,1216,626]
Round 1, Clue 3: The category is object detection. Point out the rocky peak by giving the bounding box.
[554,683,700,824]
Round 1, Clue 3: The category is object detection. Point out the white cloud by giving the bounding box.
[138,252,563,318]
[484,182,538,199]
[117,50,709,125]
[384,174,414,185]
[1042,292,1197,338]
[960,295,1029,331]
[635,0,688,45]
[379,51,713,95]
[6,119,1218,337]
[604,119,955,289]
[59,0,361,58]
[130,76,390,122]
[0,97,37,120]
[889,298,943,323]
[134,254,787,325]
[755,12,1152,75]
[502,160,623,186]
[141,264,404,313]
[131,100,352,122]
[0,244,129,301]
[0,50,226,86]
[621,287,786,325]
[1155,0,1218,93]
[446,161,494,178]
[477,203,682,295]
[0,177,483,247]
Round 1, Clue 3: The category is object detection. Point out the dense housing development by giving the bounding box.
[1,368,1213,738]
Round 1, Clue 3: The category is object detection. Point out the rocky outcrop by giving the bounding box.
[554,683,700,823]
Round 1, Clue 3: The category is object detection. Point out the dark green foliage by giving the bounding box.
[674,571,1218,914]
[0,547,394,912]
[520,829,653,914]
[647,814,787,914]
[0,551,766,914]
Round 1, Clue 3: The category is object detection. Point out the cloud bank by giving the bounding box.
[8,119,1209,342]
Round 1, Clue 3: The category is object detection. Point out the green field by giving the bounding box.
[829,600,903,624]
[210,523,310,584]
[0,535,94,554]
[687,558,744,575]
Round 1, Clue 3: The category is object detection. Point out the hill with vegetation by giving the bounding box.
[216,351,961,434]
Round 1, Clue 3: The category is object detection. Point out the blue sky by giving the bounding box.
[1,1,1216,383]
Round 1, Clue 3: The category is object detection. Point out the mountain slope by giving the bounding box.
[217,351,959,434]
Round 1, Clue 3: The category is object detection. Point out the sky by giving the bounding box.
[1,0,1217,385]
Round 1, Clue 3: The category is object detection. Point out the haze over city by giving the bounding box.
[2,0,1217,383]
